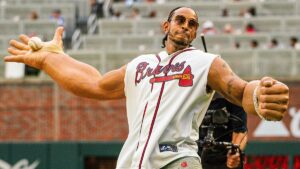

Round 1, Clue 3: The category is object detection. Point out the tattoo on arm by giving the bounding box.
[227,78,235,95]
[209,57,247,105]
[221,61,245,104]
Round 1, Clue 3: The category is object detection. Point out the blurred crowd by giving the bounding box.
[20,0,300,77]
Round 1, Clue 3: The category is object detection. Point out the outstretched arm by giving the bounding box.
[208,57,289,121]
[4,27,126,100]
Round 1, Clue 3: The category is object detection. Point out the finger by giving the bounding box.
[261,102,288,112]
[53,27,64,43]
[4,55,25,62]
[19,34,30,45]
[259,109,285,121]
[7,47,27,55]
[260,94,289,104]
[260,77,276,87]
[227,161,239,169]
[9,39,30,50]
[261,84,289,95]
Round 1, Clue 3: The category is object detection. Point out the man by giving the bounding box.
[4,7,289,169]
[198,96,247,169]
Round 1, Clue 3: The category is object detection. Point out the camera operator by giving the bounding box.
[198,96,248,169]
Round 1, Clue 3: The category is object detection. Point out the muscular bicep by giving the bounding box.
[96,65,126,100]
[208,57,247,106]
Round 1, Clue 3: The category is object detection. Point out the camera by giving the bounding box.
[200,108,240,154]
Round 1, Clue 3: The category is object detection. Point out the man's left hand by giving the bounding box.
[257,77,289,121]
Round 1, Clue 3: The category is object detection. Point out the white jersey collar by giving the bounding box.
[158,47,196,59]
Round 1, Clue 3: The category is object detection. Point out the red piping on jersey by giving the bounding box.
[136,102,148,150]
[151,54,161,91]
[138,48,195,169]
[136,54,161,150]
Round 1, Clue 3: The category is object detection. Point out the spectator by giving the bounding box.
[27,11,39,37]
[290,36,300,49]
[239,8,251,18]
[129,7,141,20]
[125,0,141,6]
[29,11,39,20]
[268,38,279,49]
[235,42,241,49]
[223,23,235,34]
[50,9,65,27]
[89,0,104,18]
[148,10,157,18]
[245,23,256,34]
[202,20,217,35]
[250,39,259,49]
[248,6,256,17]
[111,10,124,20]
[222,8,229,17]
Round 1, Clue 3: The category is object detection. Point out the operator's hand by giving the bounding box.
[257,77,289,121]
[4,27,65,70]
[227,150,240,168]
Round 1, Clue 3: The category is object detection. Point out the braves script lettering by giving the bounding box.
[135,61,194,87]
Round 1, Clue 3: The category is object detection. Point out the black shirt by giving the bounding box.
[198,98,247,165]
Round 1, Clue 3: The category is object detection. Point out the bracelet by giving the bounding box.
[253,86,266,120]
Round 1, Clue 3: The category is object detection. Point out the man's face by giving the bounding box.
[163,7,199,47]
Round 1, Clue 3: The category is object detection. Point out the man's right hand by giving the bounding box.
[4,27,65,70]
[227,150,241,168]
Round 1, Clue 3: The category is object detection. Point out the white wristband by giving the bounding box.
[253,86,266,120]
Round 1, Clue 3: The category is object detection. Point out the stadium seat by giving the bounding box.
[3,5,35,20]
[22,20,57,40]
[295,50,300,77]
[39,4,76,19]
[135,19,163,35]
[190,3,221,17]
[285,17,300,33]
[211,17,244,33]
[66,50,104,71]
[247,17,283,32]
[225,1,258,16]
[83,36,119,50]
[233,34,269,49]
[104,51,141,71]
[98,20,133,35]
[149,3,182,18]
[0,21,20,36]
[113,2,149,17]
[193,35,233,51]
[120,36,157,51]
[220,50,255,77]
[0,36,18,50]
[261,1,296,16]
[0,50,10,78]
[256,49,293,77]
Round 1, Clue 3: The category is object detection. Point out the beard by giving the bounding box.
[167,31,191,48]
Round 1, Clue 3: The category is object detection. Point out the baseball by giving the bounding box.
[28,37,43,51]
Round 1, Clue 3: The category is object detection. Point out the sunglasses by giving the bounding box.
[171,15,199,29]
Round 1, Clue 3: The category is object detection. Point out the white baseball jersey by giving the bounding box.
[117,47,217,169]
